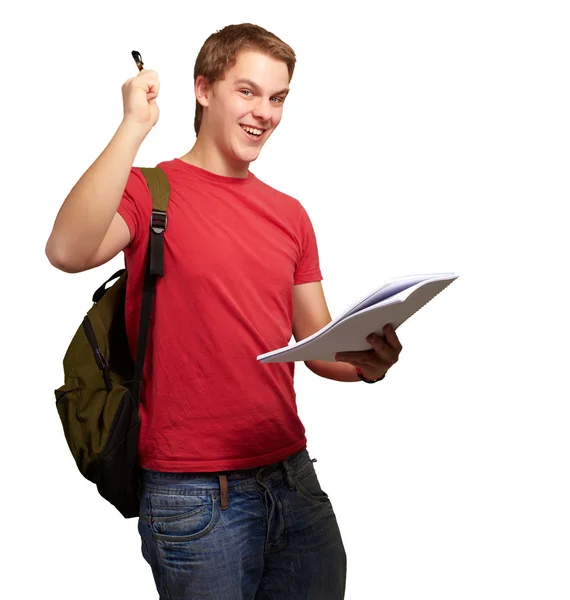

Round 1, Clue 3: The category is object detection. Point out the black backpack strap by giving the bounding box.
[131,166,170,405]
[92,269,125,303]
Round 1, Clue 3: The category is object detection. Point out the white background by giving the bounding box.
[2,0,569,598]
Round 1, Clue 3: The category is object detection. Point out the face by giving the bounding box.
[196,50,290,167]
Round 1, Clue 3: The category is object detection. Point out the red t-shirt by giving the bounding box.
[117,158,323,472]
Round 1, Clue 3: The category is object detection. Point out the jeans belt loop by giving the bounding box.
[281,460,296,490]
[218,474,229,510]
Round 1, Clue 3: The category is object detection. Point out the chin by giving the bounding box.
[234,148,262,163]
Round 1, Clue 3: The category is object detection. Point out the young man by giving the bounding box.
[46,23,401,600]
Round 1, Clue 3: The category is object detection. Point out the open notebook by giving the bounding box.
[257,272,459,363]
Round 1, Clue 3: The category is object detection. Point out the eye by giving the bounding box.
[240,90,284,104]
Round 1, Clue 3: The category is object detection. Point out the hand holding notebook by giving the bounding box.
[257,272,459,363]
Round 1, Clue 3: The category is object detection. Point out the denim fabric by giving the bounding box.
[138,448,347,599]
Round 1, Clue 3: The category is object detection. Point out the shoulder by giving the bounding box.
[250,172,303,211]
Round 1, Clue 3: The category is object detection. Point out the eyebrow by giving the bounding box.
[233,78,290,97]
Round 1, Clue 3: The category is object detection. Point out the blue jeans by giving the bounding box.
[138,448,347,599]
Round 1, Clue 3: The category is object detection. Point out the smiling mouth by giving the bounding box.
[240,124,265,140]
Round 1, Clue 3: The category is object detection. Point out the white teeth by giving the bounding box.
[241,125,263,136]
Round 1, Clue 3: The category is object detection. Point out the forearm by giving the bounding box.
[45,119,149,267]
[305,360,360,382]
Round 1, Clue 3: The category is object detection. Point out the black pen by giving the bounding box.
[131,50,144,71]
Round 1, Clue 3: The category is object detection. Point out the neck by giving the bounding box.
[179,133,250,179]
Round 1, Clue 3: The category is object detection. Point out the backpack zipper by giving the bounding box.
[82,315,113,390]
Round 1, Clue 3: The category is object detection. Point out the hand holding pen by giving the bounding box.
[121,50,160,131]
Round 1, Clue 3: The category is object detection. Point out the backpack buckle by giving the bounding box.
[151,210,167,234]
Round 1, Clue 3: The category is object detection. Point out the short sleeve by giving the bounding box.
[117,167,152,254]
[294,202,323,284]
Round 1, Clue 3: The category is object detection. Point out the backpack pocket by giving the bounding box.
[55,368,83,461]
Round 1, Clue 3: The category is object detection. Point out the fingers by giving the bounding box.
[384,326,403,352]
[368,326,402,361]
[335,349,382,369]
[335,325,403,366]
[337,354,377,369]
[365,336,397,364]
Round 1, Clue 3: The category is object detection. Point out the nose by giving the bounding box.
[251,97,273,124]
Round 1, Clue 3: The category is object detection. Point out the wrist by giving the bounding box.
[356,366,385,383]
[118,118,152,143]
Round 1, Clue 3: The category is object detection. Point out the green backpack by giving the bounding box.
[54,166,170,518]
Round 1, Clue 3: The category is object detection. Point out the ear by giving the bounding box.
[195,75,212,108]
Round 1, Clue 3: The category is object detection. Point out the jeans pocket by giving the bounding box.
[294,459,330,503]
[148,492,220,542]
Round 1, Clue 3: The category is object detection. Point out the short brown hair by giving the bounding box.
[193,23,296,135]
